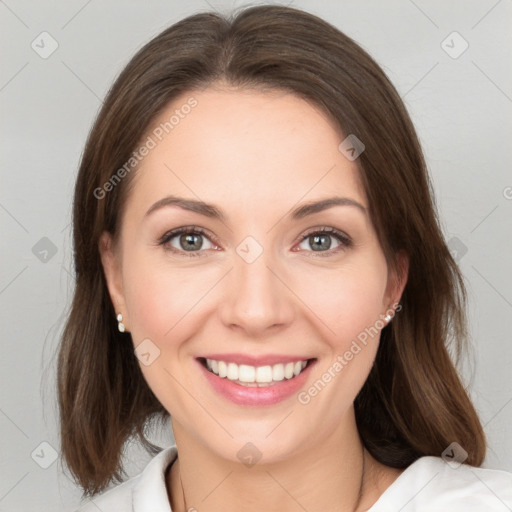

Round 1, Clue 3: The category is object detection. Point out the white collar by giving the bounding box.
[132,445,178,511]
[108,444,511,512]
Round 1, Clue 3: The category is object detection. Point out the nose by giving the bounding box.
[218,246,295,337]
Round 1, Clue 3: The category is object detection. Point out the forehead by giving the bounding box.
[125,87,367,220]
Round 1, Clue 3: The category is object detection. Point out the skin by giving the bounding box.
[100,85,409,512]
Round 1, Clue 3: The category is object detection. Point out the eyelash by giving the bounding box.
[157,225,353,258]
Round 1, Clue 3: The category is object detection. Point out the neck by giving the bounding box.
[166,408,389,512]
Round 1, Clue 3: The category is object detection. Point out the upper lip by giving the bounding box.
[198,353,315,367]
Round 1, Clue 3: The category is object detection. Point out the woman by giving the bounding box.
[58,4,512,511]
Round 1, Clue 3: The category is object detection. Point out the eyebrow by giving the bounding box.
[144,195,367,221]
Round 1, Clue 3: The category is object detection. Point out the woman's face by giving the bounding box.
[100,86,406,464]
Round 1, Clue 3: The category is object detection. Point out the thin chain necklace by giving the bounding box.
[178,467,186,512]
[178,445,366,512]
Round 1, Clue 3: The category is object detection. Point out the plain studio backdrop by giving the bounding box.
[1,1,511,510]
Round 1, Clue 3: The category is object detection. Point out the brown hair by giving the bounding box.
[58,4,486,497]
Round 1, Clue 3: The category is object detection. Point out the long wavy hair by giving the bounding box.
[57,4,486,497]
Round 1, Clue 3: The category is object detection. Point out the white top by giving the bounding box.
[75,445,512,511]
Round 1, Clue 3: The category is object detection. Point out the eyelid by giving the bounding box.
[157,225,221,250]
[295,225,351,244]
[292,226,353,256]
[158,225,352,257]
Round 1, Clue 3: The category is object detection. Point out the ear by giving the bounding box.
[98,231,129,330]
[383,249,409,312]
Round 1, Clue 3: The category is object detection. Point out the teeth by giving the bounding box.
[205,358,308,384]
[256,365,272,383]
[227,362,239,380]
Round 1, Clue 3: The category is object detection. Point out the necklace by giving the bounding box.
[355,444,366,510]
[178,445,366,512]
[178,466,187,512]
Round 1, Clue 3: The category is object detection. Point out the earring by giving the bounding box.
[117,313,125,333]
[384,314,392,323]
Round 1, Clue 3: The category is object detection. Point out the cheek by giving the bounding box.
[124,248,388,348]
[122,251,222,345]
[295,258,388,347]
[124,265,188,341]
[292,261,387,420]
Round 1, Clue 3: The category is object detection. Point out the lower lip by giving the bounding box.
[196,359,316,406]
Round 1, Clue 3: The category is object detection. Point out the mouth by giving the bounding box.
[197,356,317,388]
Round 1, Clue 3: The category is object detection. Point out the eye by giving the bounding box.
[158,226,218,257]
[158,225,352,258]
[295,227,352,256]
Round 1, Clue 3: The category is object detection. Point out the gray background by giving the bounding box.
[1,1,511,510]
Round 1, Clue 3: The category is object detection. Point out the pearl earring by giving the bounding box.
[117,313,125,332]
[384,313,392,323]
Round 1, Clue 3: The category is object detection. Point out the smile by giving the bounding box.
[202,357,311,387]
[196,356,316,406]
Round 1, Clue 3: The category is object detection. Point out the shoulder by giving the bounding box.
[73,445,178,512]
[369,456,512,511]
[74,475,138,512]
